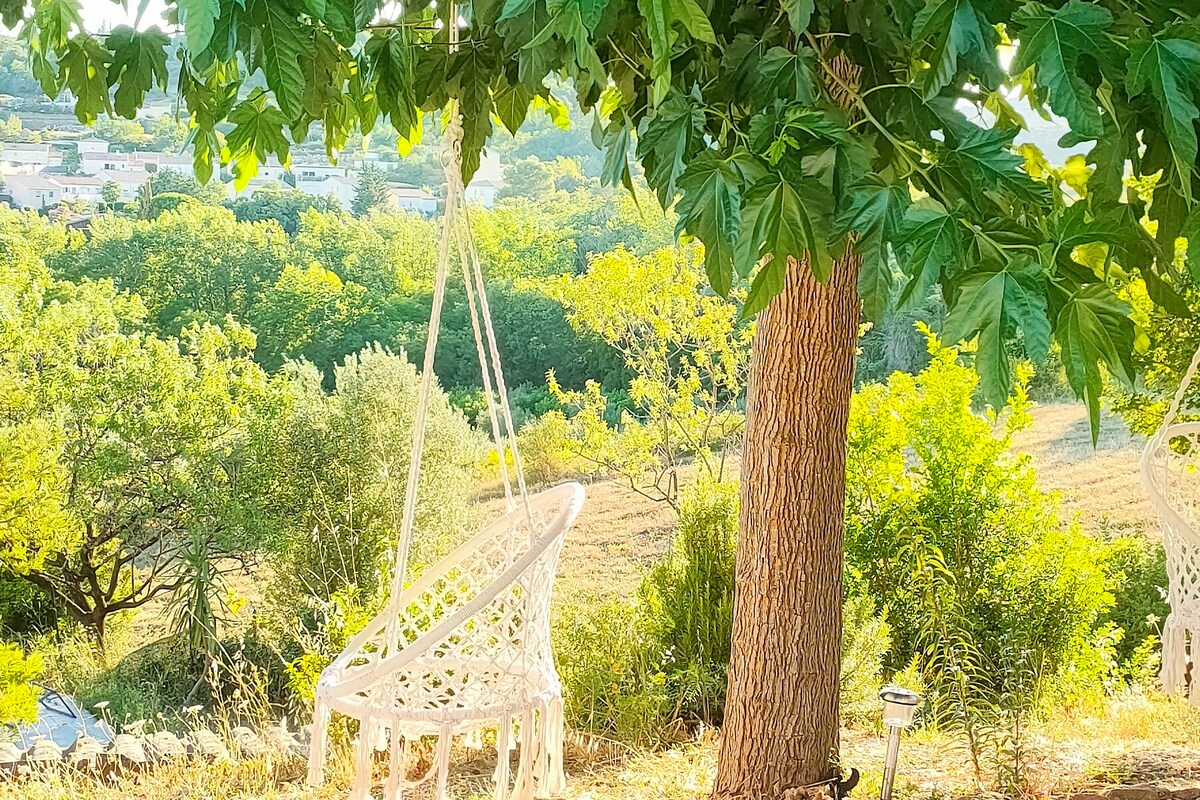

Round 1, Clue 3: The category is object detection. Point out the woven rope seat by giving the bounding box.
[1143,349,1200,703]
[305,28,585,796]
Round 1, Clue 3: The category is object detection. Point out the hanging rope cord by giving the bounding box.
[386,2,535,607]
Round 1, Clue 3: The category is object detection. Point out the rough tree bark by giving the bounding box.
[712,249,862,799]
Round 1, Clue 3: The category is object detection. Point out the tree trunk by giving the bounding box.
[713,250,861,799]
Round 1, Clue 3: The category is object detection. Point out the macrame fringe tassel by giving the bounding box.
[435,726,453,800]
[350,718,377,800]
[493,716,513,800]
[511,710,536,800]
[384,730,406,800]
[306,700,329,787]
[545,695,567,796]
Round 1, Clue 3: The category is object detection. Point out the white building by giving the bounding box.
[80,152,132,175]
[293,161,346,181]
[465,178,502,209]
[130,151,195,172]
[0,142,56,169]
[51,175,105,204]
[3,173,62,209]
[297,174,358,207]
[75,137,110,155]
[388,184,437,215]
[95,169,152,201]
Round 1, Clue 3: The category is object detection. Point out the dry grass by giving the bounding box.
[1011,404,1155,539]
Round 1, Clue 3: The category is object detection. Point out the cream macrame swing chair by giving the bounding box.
[305,22,585,795]
[1143,346,1200,703]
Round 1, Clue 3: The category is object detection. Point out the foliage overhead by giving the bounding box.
[12,0,1200,434]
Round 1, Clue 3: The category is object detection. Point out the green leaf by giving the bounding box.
[58,34,111,125]
[366,30,419,145]
[834,178,908,321]
[1010,0,1111,139]
[1126,33,1200,204]
[106,26,169,119]
[753,47,817,106]
[254,0,311,120]
[783,0,813,37]
[947,124,1051,206]
[897,200,960,309]
[912,0,995,99]
[665,0,715,44]
[943,257,1049,406]
[1055,284,1135,443]
[676,151,745,296]
[1184,207,1200,283]
[636,92,706,207]
[598,118,636,196]
[222,90,291,191]
[34,0,82,51]
[176,0,220,54]
[500,0,537,20]
[739,172,833,315]
[578,0,611,29]
[638,0,673,104]
[494,80,535,135]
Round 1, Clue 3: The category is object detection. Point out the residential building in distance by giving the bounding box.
[387,184,437,215]
[0,142,57,171]
[75,137,110,156]
[293,161,346,182]
[51,175,105,204]
[80,152,134,175]
[2,173,62,209]
[465,178,501,209]
[296,174,358,207]
[94,169,152,201]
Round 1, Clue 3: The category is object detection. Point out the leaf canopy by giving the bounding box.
[17,0,1200,435]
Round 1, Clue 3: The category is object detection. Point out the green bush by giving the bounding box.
[0,641,41,725]
[638,479,737,726]
[250,347,481,611]
[1100,536,1169,672]
[845,336,1115,782]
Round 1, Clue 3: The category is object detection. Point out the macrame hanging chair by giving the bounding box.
[305,15,585,796]
[1143,346,1200,703]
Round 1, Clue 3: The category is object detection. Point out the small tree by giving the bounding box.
[100,180,121,206]
[351,165,391,217]
[542,245,750,506]
[61,145,81,175]
[1,258,269,648]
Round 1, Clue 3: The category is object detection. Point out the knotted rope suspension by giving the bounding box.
[306,7,584,798]
[388,6,533,605]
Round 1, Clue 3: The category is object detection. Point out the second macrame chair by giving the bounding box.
[304,56,585,799]
[1143,346,1200,703]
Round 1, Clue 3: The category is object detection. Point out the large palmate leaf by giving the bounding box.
[1010,0,1111,139]
[897,199,960,309]
[943,256,1050,406]
[946,125,1052,206]
[58,34,111,125]
[676,151,747,296]
[1126,32,1200,203]
[223,90,292,190]
[740,172,834,315]
[1056,284,1136,442]
[106,26,169,119]
[176,0,220,54]
[637,92,706,207]
[911,0,996,99]
[253,0,312,121]
[753,47,817,106]
[833,178,909,321]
